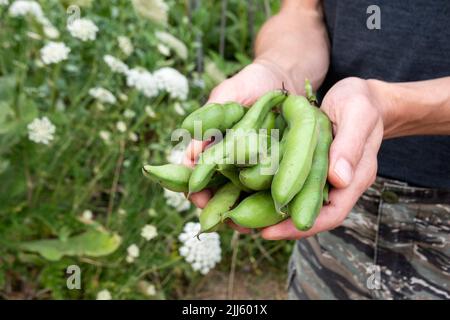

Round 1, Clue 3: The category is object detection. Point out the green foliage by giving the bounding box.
[0,0,290,300]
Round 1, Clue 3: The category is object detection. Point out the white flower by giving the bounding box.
[118,208,127,216]
[82,209,93,221]
[116,121,127,133]
[123,109,136,118]
[96,289,112,300]
[99,130,111,144]
[40,42,70,65]
[27,116,55,145]
[146,284,156,296]
[9,1,44,20]
[67,18,98,41]
[132,0,168,25]
[89,87,116,104]
[118,36,133,56]
[126,68,159,98]
[167,147,185,165]
[145,105,156,118]
[126,244,139,263]
[157,43,170,56]
[128,132,138,142]
[163,188,190,212]
[155,30,187,60]
[103,55,129,74]
[0,0,9,6]
[153,67,188,100]
[147,208,157,217]
[141,224,158,241]
[178,222,221,275]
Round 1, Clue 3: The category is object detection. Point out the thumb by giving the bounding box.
[326,108,375,189]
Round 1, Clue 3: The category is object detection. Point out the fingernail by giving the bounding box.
[334,158,353,185]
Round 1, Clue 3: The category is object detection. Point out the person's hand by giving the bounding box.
[262,77,385,240]
[183,60,297,209]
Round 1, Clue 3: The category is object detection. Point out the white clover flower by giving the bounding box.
[67,18,98,41]
[178,222,221,275]
[123,109,136,119]
[96,289,112,300]
[128,132,138,142]
[126,244,139,263]
[166,147,185,165]
[9,1,44,20]
[173,102,186,116]
[155,30,187,60]
[118,36,133,56]
[40,42,70,65]
[0,0,9,6]
[157,43,170,56]
[89,87,116,104]
[82,209,93,221]
[154,67,188,100]
[163,188,190,212]
[116,121,127,133]
[99,130,111,144]
[126,68,159,98]
[141,224,158,241]
[145,105,156,118]
[27,116,55,145]
[103,54,129,74]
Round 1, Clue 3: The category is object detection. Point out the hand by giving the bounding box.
[262,77,385,240]
[183,60,297,233]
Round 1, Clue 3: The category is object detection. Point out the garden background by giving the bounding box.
[0,0,293,299]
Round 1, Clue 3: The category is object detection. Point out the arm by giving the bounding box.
[371,77,450,138]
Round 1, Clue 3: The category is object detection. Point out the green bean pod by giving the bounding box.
[289,111,332,231]
[221,191,287,228]
[238,134,287,191]
[181,102,246,137]
[189,90,286,193]
[199,182,241,234]
[271,95,319,212]
[216,164,252,192]
[260,111,276,135]
[142,164,192,192]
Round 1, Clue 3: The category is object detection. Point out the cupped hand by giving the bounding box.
[183,60,296,206]
[262,77,386,240]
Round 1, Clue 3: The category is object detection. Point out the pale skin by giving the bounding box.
[183,0,450,239]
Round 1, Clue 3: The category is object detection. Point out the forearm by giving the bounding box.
[369,77,450,138]
[254,0,330,93]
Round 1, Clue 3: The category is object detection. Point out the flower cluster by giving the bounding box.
[126,244,140,263]
[27,116,56,145]
[163,188,190,212]
[126,67,159,98]
[118,36,134,56]
[154,67,189,100]
[141,224,158,241]
[96,289,112,300]
[103,55,129,74]
[40,42,70,65]
[67,18,99,41]
[178,222,221,275]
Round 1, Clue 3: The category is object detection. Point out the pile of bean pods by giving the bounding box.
[143,82,332,235]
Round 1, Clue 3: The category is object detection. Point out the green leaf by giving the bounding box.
[19,229,122,261]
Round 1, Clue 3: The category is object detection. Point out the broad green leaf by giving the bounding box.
[19,229,122,261]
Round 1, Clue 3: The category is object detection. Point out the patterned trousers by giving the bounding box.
[288,177,450,300]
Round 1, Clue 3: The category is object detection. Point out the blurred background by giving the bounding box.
[0,0,293,299]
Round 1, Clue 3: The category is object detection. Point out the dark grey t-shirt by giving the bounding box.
[320,0,450,188]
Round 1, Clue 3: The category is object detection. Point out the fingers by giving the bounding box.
[324,100,379,189]
[188,189,213,209]
[261,139,379,240]
[226,220,252,234]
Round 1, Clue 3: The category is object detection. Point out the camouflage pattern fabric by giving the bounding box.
[288,177,450,300]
